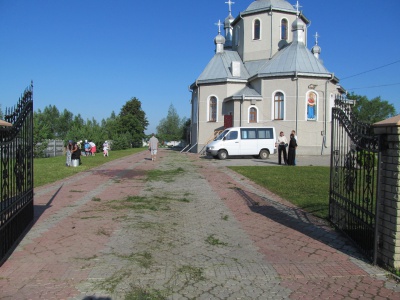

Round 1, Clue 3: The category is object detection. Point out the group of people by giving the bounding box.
[65,139,111,166]
[83,140,97,157]
[276,130,298,166]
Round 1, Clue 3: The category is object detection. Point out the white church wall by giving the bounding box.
[240,12,300,62]
[232,19,245,60]
[226,82,247,97]
[196,84,227,151]
[257,77,335,155]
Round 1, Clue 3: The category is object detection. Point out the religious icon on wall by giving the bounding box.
[307,91,317,120]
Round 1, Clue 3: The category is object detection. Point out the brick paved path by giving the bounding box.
[0,150,399,299]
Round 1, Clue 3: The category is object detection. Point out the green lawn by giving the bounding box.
[229,166,330,220]
[34,148,146,188]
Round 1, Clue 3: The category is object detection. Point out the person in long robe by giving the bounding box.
[287,133,297,166]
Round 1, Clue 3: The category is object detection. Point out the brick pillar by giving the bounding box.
[373,116,400,269]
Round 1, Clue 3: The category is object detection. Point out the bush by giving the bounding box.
[34,141,49,158]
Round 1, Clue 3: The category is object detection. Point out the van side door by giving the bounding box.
[240,128,258,155]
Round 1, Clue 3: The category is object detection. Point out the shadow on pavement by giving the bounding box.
[0,184,64,267]
[235,187,368,262]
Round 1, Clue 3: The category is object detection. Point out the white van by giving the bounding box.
[206,127,276,160]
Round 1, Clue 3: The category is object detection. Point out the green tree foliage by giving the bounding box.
[40,105,60,138]
[156,104,186,142]
[115,97,148,148]
[32,97,148,156]
[33,111,52,157]
[57,109,74,139]
[348,93,396,124]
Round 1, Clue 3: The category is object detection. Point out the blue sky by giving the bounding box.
[1,0,399,134]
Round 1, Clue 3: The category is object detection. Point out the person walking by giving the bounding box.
[149,133,159,161]
[287,133,297,166]
[276,131,288,165]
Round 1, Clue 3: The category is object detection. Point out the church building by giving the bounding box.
[189,0,345,155]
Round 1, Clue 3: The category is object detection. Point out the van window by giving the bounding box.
[257,128,273,139]
[226,131,238,140]
[215,129,229,140]
[241,128,257,139]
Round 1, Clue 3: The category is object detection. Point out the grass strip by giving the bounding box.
[34,148,146,187]
[229,166,330,220]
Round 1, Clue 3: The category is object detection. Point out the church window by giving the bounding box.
[281,19,288,40]
[307,91,317,120]
[209,96,217,122]
[253,19,261,40]
[274,92,284,120]
[249,107,257,123]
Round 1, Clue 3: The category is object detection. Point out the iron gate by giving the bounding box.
[0,83,34,265]
[330,95,380,263]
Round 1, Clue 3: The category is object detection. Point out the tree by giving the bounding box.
[33,111,53,157]
[116,97,148,147]
[40,105,60,138]
[156,104,185,142]
[348,93,396,124]
[31,98,148,156]
[57,109,74,140]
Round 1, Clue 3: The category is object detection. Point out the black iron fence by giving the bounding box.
[0,83,34,265]
[329,95,380,263]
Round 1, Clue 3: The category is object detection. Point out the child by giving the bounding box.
[103,141,109,157]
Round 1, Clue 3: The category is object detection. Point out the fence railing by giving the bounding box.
[0,83,34,265]
[329,95,379,263]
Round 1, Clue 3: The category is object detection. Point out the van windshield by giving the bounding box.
[214,130,229,141]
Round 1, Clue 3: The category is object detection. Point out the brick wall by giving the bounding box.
[374,117,400,269]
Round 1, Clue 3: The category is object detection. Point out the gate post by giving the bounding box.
[373,116,400,269]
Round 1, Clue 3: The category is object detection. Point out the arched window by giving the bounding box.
[274,92,284,120]
[249,107,257,123]
[209,96,217,122]
[281,19,288,40]
[253,19,261,40]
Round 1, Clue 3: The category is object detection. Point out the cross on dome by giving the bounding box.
[215,19,223,34]
[294,1,302,16]
[225,0,235,14]
[314,32,320,45]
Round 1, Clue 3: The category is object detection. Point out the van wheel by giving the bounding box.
[218,150,228,160]
[259,149,269,159]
